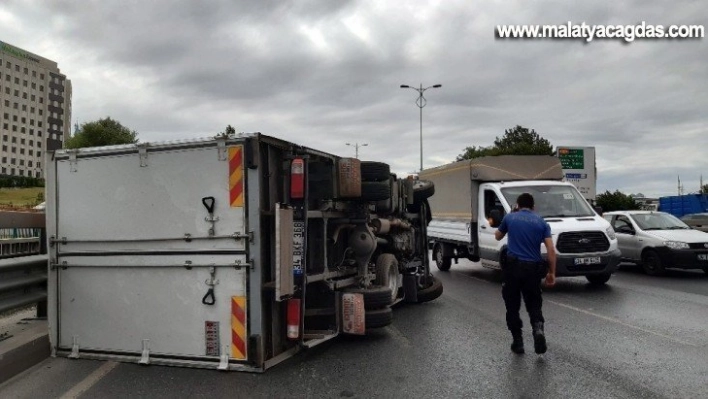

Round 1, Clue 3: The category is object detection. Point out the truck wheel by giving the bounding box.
[413,180,435,202]
[361,181,391,202]
[374,254,399,304]
[586,273,611,285]
[365,307,393,329]
[343,285,393,309]
[433,244,451,271]
[641,249,665,276]
[361,162,390,182]
[416,275,443,303]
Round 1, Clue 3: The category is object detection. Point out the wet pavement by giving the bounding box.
[2,262,707,398]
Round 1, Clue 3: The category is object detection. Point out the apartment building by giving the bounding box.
[0,40,72,178]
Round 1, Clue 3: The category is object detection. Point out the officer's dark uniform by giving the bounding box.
[497,208,551,354]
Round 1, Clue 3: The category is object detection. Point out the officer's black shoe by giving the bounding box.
[510,331,524,354]
[532,322,547,354]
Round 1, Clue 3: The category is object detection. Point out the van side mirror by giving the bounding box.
[616,225,634,235]
[489,209,503,228]
[594,206,603,215]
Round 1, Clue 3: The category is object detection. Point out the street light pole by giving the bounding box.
[400,83,441,172]
[345,142,368,159]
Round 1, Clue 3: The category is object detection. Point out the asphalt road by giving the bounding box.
[2,262,707,398]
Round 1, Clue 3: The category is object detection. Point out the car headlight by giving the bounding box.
[664,241,689,249]
[606,227,616,240]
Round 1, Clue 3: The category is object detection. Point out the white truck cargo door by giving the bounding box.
[49,142,254,369]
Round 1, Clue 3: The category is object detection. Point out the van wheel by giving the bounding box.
[374,254,399,304]
[586,274,611,285]
[433,244,451,271]
[641,250,665,276]
[365,307,393,329]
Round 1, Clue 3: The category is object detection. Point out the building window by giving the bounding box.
[19,159,24,166]
[4,74,8,81]
[21,117,26,123]
[13,103,18,109]
[39,98,43,104]
[31,94,35,101]
[23,80,27,87]
[14,89,19,97]
[31,82,36,89]
[3,100,8,106]
[11,137,16,143]
[1,157,5,163]
[20,138,25,145]
[5,61,10,68]
[39,85,44,92]
[20,127,25,133]
[11,147,16,153]
[15,65,20,72]
[22,92,27,99]
[38,121,43,127]
[2,123,6,130]
[29,149,33,156]
[23,67,28,74]
[12,115,17,121]
[21,105,26,111]
[30,129,34,135]
[32,71,36,78]
[3,87,8,94]
[39,110,43,116]
[28,160,33,167]
[20,148,25,155]
[18,170,23,176]
[1,145,6,151]
[1,168,5,174]
[2,113,7,120]
[2,135,6,141]
[14,77,19,84]
[40,73,44,80]
[11,125,17,132]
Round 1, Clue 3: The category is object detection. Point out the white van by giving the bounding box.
[421,156,622,284]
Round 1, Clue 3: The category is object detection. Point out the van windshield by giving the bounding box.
[500,185,595,218]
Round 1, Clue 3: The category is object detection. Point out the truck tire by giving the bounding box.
[416,275,443,303]
[365,307,393,329]
[586,273,611,285]
[433,243,451,271]
[374,254,399,303]
[343,285,393,309]
[375,177,398,213]
[641,249,665,276]
[361,162,390,182]
[361,181,391,202]
[413,180,435,202]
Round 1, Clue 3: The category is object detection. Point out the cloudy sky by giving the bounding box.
[2,0,706,197]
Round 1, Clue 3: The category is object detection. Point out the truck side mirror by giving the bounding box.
[489,209,503,228]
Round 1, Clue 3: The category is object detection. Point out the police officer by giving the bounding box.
[494,193,556,355]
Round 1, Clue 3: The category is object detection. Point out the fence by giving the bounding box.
[0,211,47,317]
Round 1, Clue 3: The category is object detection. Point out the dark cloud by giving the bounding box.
[1,0,706,197]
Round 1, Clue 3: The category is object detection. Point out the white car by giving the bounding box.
[603,210,708,275]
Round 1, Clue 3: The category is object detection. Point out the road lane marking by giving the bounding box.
[546,300,698,347]
[450,269,700,347]
[60,361,119,399]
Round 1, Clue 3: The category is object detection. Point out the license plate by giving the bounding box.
[575,257,601,265]
[699,254,708,261]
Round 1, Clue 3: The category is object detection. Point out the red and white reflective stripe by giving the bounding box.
[287,298,300,340]
[290,158,304,199]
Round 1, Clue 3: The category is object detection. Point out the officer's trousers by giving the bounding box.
[501,260,545,332]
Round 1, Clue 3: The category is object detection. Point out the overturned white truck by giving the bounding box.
[45,133,441,372]
[421,155,621,284]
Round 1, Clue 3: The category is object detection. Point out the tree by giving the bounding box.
[595,190,640,213]
[216,125,236,138]
[64,117,139,149]
[701,184,708,194]
[456,125,554,161]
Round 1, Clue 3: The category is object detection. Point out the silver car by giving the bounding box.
[603,211,708,276]
[680,212,708,232]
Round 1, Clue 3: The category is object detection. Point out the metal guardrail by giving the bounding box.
[0,211,47,317]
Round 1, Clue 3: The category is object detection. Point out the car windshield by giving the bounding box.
[630,213,691,230]
[500,185,595,218]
